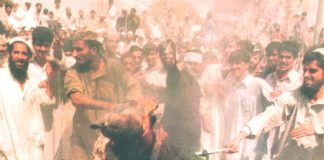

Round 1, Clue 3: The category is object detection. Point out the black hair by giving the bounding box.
[129,45,142,53]
[237,40,254,53]
[158,39,176,56]
[228,49,250,64]
[5,1,13,9]
[85,39,105,58]
[32,26,54,44]
[265,41,281,56]
[43,8,49,14]
[121,52,135,62]
[63,38,73,52]
[278,41,300,58]
[303,50,324,70]
[142,43,157,57]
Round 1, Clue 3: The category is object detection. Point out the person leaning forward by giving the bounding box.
[226,48,324,160]
[64,31,142,160]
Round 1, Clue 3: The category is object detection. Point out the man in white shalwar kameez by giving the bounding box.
[223,50,273,160]
[0,38,55,160]
[226,48,324,160]
[30,26,74,160]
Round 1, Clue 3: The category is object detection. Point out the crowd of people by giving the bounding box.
[0,0,324,160]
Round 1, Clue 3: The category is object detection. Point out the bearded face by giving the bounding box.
[8,52,29,83]
[8,42,30,84]
[73,40,95,72]
[301,78,324,100]
[301,60,324,99]
[160,47,176,71]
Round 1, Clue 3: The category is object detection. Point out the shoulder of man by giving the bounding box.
[0,67,8,81]
[275,90,304,107]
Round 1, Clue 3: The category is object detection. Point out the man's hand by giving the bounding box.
[225,131,246,153]
[270,91,282,99]
[290,123,315,138]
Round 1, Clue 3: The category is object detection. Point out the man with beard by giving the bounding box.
[0,38,55,160]
[64,31,142,160]
[226,48,324,160]
[159,39,202,152]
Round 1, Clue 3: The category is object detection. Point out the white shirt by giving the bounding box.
[266,69,303,92]
[145,68,167,88]
[224,73,273,159]
[0,65,54,160]
[243,90,324,157]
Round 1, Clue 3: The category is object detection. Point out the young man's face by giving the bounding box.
[122,56,136,73]
[5,6,12,15]
[55,2,60,8]
[145,50,158,68]
[278,51,295,73]
[36,4,42,12]
[231,61,249,79]
[267,49,279,66]
[33,40,52,62]
[132,50,143,67]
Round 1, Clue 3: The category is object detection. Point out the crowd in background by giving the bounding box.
[0,0,324,160]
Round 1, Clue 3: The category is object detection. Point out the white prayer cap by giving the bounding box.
[8,37,32,56]
[313,48,324,56]
[9,37,27,45]
[183,51,203,64]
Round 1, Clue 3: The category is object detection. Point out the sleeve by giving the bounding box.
[24,80,55,107]
[36,87,56,106]
[310,104,324,135]
[244,94,295,138]
[245,104,283,138]
[64,69,83,98]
